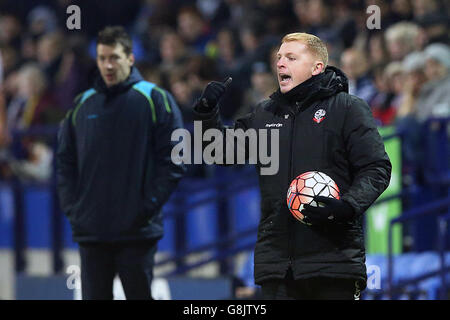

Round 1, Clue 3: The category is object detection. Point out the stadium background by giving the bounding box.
[0,0,449,300]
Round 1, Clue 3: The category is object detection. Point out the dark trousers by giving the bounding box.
[79,240,157,300]
[261,269,361,300]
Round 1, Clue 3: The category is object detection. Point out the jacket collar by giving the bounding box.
[94,66,143,95]
[269,66,349,114]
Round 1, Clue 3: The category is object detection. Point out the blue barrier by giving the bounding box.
[185,188,219,252]
[365,251,450,299]
[24,187,52,248]
[387,197,450,299]
[63,216,77,249]
[411,252,441,299]
[0,185,14,248]
[159,201,176,255]
[392,253,418,284]
[228,186,260,249]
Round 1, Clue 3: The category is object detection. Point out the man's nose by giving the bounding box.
[277,58,284,69]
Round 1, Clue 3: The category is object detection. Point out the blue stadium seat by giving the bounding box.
[228,186,260,249]
[365,254,387,288]
[185,187,218,252]
[0,185,14,248]
[158,199,176,255]
[393,252,418,284]
[446,252,450,282]
[409,251,441,299]
[24,187,51,248]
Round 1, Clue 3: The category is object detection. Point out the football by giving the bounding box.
[286,171,340,224]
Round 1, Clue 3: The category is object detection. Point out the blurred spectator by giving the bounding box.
[37,31,92,110]
[395,51,428,184]
[223,0,248,27]
[196,0,231,29]
[6,63,62,129]
[293,0,348,48]
[397,51,428,119]
[370,63,399,126]
[158,30,192,79]
[2,63,62,182]
[415,43,450,121]
[132,0,176,64]
[234,61,277,120]
[302,0,337,42]
[27,6,58,38]
[139,62,163,87]
[252,0,297,36]
[368,32,389,67]
[168,68,196,124]
[232,14,277,88]
[0,13,22,49]
[416,12,449,45]
[133,0,176,37]
[412,0,440,20]
[20,34,38,62]
[8,140,53,182]
[177,6,215,55]
[384,61,405,111]
[36,31,64,72]
[340,47,378,104]
[183,51,244,121]
[392,0,414,21]
[385,21,422,61]
[0,45,20,80]
[215,27,240,79]
[186,55,220,95]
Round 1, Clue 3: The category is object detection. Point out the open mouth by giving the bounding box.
[279,74,292,85]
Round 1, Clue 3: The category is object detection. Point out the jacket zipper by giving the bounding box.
[286,102,299,271]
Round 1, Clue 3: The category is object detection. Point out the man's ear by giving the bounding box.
[128,53,135,66]
[312,61,325,75]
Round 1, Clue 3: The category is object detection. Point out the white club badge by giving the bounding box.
[313,109,326,123]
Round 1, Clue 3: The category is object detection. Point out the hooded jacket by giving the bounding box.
[56,67,186,242]
[194,66,391,288]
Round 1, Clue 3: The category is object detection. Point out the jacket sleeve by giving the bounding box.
[143,89,186,216]
[340,95,392,215]
[192,102,254,165]
[56,109,78,216]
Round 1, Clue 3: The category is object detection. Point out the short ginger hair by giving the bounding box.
[281,32,328,67]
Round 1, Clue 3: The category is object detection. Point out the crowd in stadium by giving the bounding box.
[0,0,449,184]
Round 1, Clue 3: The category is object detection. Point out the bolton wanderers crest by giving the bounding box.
[313,109,326,123]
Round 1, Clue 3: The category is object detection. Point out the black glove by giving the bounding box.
[196,77,232,112]
[302,196,355,225]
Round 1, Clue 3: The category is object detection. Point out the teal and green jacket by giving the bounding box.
[56,67,185,242]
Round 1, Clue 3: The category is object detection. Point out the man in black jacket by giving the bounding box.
[56,26,185,299]
[193,33,391,299]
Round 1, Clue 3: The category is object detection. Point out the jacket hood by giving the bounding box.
[94,66,143,95]
[270,65,349,110]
